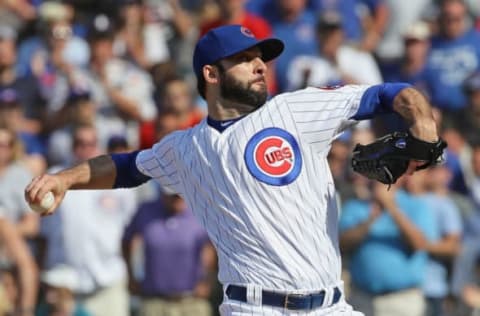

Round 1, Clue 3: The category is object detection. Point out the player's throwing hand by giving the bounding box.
[24,174,66,216]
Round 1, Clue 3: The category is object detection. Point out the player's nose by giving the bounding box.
[253,57,267,75]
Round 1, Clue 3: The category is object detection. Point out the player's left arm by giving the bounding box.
[352,83,439,142]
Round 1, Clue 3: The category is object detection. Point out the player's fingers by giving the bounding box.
[26,175,59,203]
[406,160,424,175]
[25,175,42,194]
[35,177,60,204]
[25,175,46,203]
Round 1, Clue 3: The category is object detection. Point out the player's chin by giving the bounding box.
[251,81,267,91]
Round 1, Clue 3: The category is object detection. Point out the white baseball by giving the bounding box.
[29,191,55,213]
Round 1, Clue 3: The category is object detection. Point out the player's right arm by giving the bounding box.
[25,151,151,215]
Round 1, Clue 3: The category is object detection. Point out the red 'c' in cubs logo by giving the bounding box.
[255,137,293,176]
[245,128,302,186]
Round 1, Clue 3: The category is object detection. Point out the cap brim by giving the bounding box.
[256,38,284,62]
[221,38,284,63]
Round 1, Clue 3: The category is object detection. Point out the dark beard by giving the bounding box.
[219,71,267,110]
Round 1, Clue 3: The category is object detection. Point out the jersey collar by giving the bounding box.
[207,115,244,133]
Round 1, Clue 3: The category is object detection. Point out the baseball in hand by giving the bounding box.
[29,191,55,213]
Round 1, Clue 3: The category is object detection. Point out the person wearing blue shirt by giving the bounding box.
[421,166,463,316]
[339,180,436,316]
[246,0,387,51]
[423,0,480,112]
[246,0,318,92]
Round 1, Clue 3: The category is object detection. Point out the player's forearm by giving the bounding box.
[392,87,438,142]
[61,155,116,190]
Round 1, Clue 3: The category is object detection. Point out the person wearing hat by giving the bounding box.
[0,24,47,158]
[375,20,432,136]
[383,20,431,85]
[448,71,480,145]
[26,24,441,315]
[423,0,480,112]
[286,11,382,91]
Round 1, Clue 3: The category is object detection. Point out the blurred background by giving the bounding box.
[0,0,480,315]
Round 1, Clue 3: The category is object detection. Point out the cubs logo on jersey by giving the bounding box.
[244,128,302,186]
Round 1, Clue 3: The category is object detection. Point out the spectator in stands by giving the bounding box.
[247,0,389,52]
[376,20,431,135]
[0,89,46,175]
[327,138,352,202]
[310,0,389,52]
[0,122,39,238]
[200,0,272,39]
[123,188,215,316]
[382,21,431,88]
[374,0,431,71]
[159,77,205,130]
[405,168,463,316]
[0,214,38,316]
[71,18,157,149]
[424,0,480,112]
[451,142,480,315]
[451,71,480,145]
[138,0,196,80]
[251,0,318,92]
[122,110,215,316]
[39,124,137,316]
[46,86,125,166]
[17,1,89,76]
[286,10,382,91]
[114,0,171,70]
[340,180,436,316]
[0,0,36,35]
[0,25,46,139]
[36,264,91,316]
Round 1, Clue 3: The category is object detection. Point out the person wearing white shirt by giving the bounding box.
[287,11,383,91]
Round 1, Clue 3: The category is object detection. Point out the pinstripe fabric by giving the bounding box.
[136,85,369,294]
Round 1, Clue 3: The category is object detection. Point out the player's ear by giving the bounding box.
[204,65,219,84]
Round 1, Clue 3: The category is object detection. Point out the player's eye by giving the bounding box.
[237,55,251,62]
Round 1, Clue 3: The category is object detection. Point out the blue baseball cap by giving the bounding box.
[193,25,284,79]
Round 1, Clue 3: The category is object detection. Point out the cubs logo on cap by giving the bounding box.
[240,26,254,38]
[244,128,302,186]
[193,25,284,79]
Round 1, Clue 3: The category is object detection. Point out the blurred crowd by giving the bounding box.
[0,0,480,316]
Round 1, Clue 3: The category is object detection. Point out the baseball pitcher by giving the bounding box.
[25,25,444,315]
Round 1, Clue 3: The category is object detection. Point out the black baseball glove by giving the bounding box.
[351,132,447,186]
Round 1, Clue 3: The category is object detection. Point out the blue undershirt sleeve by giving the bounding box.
[351,83,412,120]
[110,151,151,188]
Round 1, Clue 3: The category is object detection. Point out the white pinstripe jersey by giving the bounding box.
[136,85,368,291]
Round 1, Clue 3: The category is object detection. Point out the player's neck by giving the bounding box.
[207,100,256,120]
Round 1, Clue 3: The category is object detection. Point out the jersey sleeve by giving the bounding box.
[283,85,369,155]
[135,134,180,194]
[284,83,410,155]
